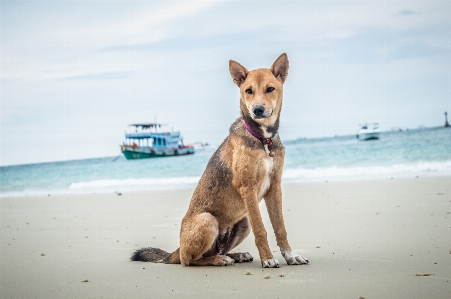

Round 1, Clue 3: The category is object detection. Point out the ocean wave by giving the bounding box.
[69,176,201,190]
[70,160,451,191]
[282,160,451,182]
[2,161,450,197]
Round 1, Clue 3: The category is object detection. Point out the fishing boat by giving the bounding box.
[120,123,194,160]
[356,123,380,141]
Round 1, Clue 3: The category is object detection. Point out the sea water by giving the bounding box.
[1,127,450,197]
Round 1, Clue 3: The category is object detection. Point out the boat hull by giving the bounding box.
[357,132,380,141]
[121,145,194,160]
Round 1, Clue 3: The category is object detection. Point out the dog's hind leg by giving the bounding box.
[225,216,254,263]
[226,252,253,263]
[188,255,235,266]
[179,212,234,266]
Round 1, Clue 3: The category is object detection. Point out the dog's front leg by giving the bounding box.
[264,183,309,265]
[241,188,279,268]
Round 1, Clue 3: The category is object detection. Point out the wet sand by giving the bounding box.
[1,176,450,298]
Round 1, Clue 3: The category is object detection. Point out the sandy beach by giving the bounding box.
[1,176,450,298]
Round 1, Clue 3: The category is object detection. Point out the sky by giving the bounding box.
[1,0,450,166]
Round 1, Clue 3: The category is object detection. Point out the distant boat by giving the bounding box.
[391,127,408,132]
[120,123,194,160]
[192,142,215,150]
[356,123,380,141]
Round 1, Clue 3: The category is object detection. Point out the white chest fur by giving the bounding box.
[258,155,273,201]
[261,126,272,138]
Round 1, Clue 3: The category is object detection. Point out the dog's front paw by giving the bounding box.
[262,258,280,268]
[281,249,309,265]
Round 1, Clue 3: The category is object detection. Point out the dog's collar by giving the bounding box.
[242,120,275,157]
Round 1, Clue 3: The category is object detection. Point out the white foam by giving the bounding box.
[282,160,451,182]
[2,161,450,197]
[69,176,200,190]
[0,176,201,197]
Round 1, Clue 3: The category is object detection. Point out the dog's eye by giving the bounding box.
[266,87,275,93]
[245,88,253,94]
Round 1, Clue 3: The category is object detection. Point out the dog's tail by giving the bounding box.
[131,247,181,264]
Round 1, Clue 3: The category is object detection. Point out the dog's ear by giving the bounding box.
[229,60,249,87]
[270,53,289,83]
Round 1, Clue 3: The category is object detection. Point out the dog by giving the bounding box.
[131,53,309,268]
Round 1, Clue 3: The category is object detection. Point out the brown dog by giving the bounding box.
[131,53,309,268]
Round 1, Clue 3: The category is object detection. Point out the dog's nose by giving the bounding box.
[253,105,265,117]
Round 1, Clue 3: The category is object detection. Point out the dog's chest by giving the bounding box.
[258,154,273,201]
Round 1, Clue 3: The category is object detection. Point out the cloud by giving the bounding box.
[0,1,221,81]
[64,71,130,80]
[397,9,416,16]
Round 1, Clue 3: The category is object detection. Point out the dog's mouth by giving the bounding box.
[253,114,272,120]
[251,105,273,119]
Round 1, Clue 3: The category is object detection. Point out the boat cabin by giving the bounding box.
[124,123,184,149]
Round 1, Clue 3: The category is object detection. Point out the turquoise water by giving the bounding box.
[1,127,450,197]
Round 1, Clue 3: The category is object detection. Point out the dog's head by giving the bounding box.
[229,53,289,128]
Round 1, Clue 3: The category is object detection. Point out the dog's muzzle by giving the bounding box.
[252,105,272,119]
[253,105,265,117]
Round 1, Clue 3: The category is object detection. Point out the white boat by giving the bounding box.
[356,123,380,141]
[192,142,215,151]
[120,123,194,159]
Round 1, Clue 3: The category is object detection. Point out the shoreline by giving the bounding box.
[1,176,450,298]
[2,174,451,199]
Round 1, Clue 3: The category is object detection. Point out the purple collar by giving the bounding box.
[242,120,273,146]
